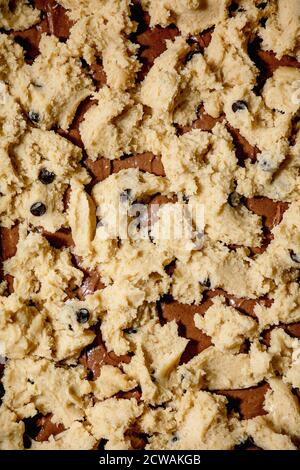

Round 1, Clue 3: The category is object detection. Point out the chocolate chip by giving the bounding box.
[182,194,189,204]
[0,382,5,402]
[27,379,34,385]
[148,232,155,243]
[28,111,40,123]
[86,370,93,381]
[38,168,56,185]
[80,57,89,69]
[76,308,90,324]
[232,100,248,112]
[228,191,242,207]
[259,17,267,27]
[120,188,132,203]
[8,0,17,12]
[14,35,30,51]
[184,49,202,64]
[195,230,204,241]
[257,156,274,172]
[290,250,300,264]
[194,230,204,249]
[30,202,46,217]
[186,36,198,45]
[68,324,73,331]
[257,2,267,9]
[201,277,211,289]
[124,327,138,334]
[229,1,239,13]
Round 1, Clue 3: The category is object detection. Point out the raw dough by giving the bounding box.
[195,296,258,353]
[1,0,300,451]
[141,0,230,35]
[58,0,140,90]
[0,406,24,450]
[0,0,40,31]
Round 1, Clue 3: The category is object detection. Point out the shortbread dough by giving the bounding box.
[0,0,300,452]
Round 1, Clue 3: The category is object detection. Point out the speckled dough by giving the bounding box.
[0,0,300,452]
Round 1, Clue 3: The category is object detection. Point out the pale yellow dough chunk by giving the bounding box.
[0,0,40,31]
[264,378,300,439]
[263,67,300,115]
[124,321,188,404]
[31,422,96,450]
[243,376,300,450]
[181,343,272,390]
[245,416,297,451]
[258,0,300,60]
[68,179,97,256]
[0,82,26,148]
[146,391,241,450]
[141,0,230,35]
[3,358,91,427]
[0,34,24,83]
[92,365,137,400]
[0,406,24,450]
[58,0,140,90]
[1,127,89,231]
[11,35,94,130]
[195,296,258,353]
[0,292,52,360]
[2,229,104,361]
[86,398,143,449]
[80,87,143,160]
[4,229,82,304]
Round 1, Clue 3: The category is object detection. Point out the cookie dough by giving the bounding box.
[1,0,300,452]
[80,88,143,160]
[258,0,300,60]
[141,0,230,35]
[31,422,96,450]
[0,406,24,450]
[2,358,91,426]
[1,128,89,230]
[86,397,143,449]
[195,296,258,353]
[58,0,140,90]
[0,0,40,31]
[13,34,94,130]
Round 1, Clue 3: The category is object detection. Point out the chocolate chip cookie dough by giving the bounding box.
[0,0,300,451]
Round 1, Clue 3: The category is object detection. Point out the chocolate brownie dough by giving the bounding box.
[0,0,300,451]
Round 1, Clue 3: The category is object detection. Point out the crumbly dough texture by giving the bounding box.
[0,0,300,451]
[0,0,40,31]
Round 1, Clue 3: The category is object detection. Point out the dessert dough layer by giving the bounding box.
[0,0,300,451]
